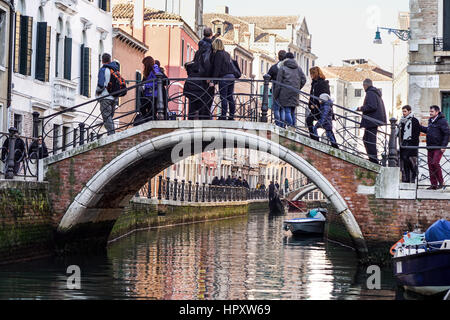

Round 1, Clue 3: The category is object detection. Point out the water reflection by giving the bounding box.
[0,211,397,300]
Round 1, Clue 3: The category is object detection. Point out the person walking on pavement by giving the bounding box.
[28,136,49,160]
[307,66,331,141]
[268,50,287,127]
[273,52,307,127]
[420,105,450,190]
[356,79,387,164]
[399,105,421,183]
[211,39,236,120]
[96,53,119,135]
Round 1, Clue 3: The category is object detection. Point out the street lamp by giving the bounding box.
[373,27,411,44]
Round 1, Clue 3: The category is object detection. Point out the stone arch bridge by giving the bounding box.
[42,121,450,255]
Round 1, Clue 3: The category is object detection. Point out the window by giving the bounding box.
[0,104,3,133]
[98,0,111,12]
[35,19,51,82]
[444,0,450,50]
[0,9,6,67]
[53,124,60,154]
[442,93,450,124]
[355,89,362,97]
[330,86,335,95]
[14,12,33,76]
[62,126,70,151]
[181,39,185,66]
[187,44,190,62]
[260,61,264,74]
[64,23,73,80]
[80,32,91,97]
[14,114,23,135]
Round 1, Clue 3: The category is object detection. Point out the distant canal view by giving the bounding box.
[0,210,398,300]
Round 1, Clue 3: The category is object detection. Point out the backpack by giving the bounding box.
[106,67,127,98]
[230,56,242,79]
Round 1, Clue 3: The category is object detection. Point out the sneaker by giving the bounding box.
[427,186,437,190]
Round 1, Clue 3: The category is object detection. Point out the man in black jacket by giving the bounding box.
[420,105,450,189]
[268,50,287,127]
[399,105,421,183]
[356,79,387,164]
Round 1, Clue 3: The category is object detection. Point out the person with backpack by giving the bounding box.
[273,52,307,127]
[268,50,287,128]
[211,39,237,120]
[96,53,123,136]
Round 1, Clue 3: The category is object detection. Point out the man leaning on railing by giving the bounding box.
[420,105,450,190]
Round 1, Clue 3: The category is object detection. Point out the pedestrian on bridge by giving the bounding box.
[420,105,450,190]
[268,50,287,128]
[96,53,119,135]
[141,56,162,121]
[273,52,306,127]
[399,105,420,183]
[356,79,387,164]
[312,94,339,149]
[307,67,331,141]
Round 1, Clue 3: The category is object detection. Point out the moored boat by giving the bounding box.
[391,220,450,297]
[283,208,327,236]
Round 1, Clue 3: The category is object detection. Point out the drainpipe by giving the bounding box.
[6,1,15,119]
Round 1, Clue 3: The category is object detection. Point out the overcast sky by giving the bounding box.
[204,0,409,71]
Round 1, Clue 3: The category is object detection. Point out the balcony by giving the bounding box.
[53,78,77,109]
[55,0,78,15]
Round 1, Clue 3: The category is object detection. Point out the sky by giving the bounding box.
[204,0,410,71]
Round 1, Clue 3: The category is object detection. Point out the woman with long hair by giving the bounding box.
[211,38,236,120]
[307,66,330,140]
[139,56,161,122]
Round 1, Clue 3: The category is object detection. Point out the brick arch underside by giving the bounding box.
[55,129,367,253]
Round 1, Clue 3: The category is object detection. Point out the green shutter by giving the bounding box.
[80,44,84,95]
[19,15,32,75]
[81,46,91,97]
[64,37,72,80]
[25,16,33,76]
[35,22,47,81]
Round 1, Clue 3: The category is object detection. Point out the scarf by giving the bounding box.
[400,113,415,141]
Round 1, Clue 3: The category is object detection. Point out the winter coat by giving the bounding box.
[420,113,450,148]
[1,137,25,162]
[399,115,421,157]
[196,37,214,77]
[28,140,49,160]
[144,64,161,97]
[184,61,207,102]
[360,86,387,129]
[273,59,307,107]
[211,50,235,79]
[316,100,334,131]
[309,78,330,116]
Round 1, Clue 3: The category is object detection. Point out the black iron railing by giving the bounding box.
[433,37,445,52]
[135,176,268,203]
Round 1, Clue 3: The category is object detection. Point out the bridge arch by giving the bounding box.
[56,127,367,254]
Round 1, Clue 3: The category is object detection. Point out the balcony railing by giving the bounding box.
[433,37,445,52]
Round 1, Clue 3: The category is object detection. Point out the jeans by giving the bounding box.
[100,99,117,135]
[312,126,339,148]
[218,74,236,120]
[283,107,296,126]
[363,127,378,164]
[428,149,444,187]
[272,100,285,128]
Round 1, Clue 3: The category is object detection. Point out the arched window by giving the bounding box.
[35,6,51,82]
[63,20,73,80]
[98,39,104,69]
[55,17,63,77]
[14,0,33,76]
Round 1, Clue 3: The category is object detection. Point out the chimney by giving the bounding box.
[269,33,276,57]
[133,0,144,42]
[234,24,240,44]
[286,23,294,43]
[243,32,250,49]
[249,23,255,46]
[216,6,229,14]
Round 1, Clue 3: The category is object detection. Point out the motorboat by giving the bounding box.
[391,219,450,297]
[269,194,287,215]
[283,208,327,236]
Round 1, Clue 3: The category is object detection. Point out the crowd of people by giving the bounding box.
[211,175,250,189]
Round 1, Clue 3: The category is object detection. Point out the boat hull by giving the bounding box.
[393,250,450,296]
[284,220,325,236]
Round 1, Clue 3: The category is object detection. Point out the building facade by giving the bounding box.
[0,0,13,133]
[10,0,113,154]
[408,0,450,123]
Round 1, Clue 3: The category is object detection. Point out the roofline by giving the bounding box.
[112,27,149,53]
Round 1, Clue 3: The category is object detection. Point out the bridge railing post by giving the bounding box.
[188,181,192,202]
[202,183,206,202]
[158,176,162,200]
[165,177,170,200]
[5,127,18,179]
[208,184,212,202]
[79,123,85,146]
[173,179,178,201]
[181,180,185,202]
[388,118,399,168]
[195,182,199,203]
[156,73,166,120]
[260,74,271,123]
[32,112,40,139]
[147,179,152,199]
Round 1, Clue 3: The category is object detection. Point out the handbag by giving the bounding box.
[229,56,242,79]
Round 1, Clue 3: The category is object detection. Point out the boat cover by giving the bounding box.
[425,219,450,242]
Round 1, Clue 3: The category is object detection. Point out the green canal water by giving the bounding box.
[0,210,399,300]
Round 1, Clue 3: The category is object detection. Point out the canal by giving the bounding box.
[0,210,398,300]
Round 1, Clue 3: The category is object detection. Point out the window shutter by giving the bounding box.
[80,44,84,95]
[82,46,91,97]
[64,37,72,80]
[19,15,32,75]
[444,0,450,50]
[45,26,51,82]
[106,0,111,12]
[14,12,21,73]
[35,22,47,81]
[25,16,33,76]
